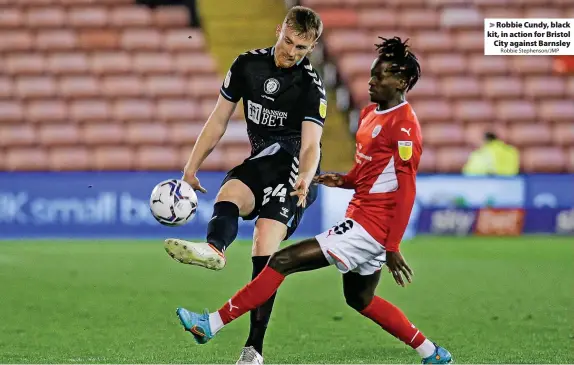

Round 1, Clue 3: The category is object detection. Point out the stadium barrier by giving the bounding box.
[0,173,572,239]
[321,174,574,237]
[0,172,322,239]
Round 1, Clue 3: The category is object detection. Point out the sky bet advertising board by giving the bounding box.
[0,173,572,239]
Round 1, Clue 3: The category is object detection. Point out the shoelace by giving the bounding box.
[239,349,257,363]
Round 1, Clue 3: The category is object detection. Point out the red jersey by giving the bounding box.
[341,102,422,252]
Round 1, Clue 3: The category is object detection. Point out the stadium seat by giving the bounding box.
[0,124,36,146]
[153,6,190,28]
[181,146,225,171]
[83,123,126,145]
[16,76,57,99]
[522,147,566,173]
[0,31,33,51]
[125,122,169,145]
[441,76,481,98]
[422,123,465,147]
[453,100,495,121]
[69,99,111,121]
[110,6,152,27]
[0,8,23,28]
[157,98,199,121]
[495,100,537,121]
[6,53,45,75]
[427,54,467,75]
[67,6,109,28]
[539,100,574,122]
[173,53,217,74]
[6,147,49,171]
[524,76,565,98]
[94,146,134,170]
[49,147,90,170]
[121,29,162,50]
[144,75,187,97]
[25,99,68,122]
[552,123,574,146]
[78,30,119,50]
[58,76,100,98]
[25,7,66,28]
[38,123,81,146]
[411,99,452,122]
[112,98,156,121]
[132,52,174,74]
[101,76,144,97]
[436,147,472,173]
[169,122,204,145]
[468,55,509,75]
[36,30,77,51]
[418,147,436,172]
[0,76,12,99]
[507,123,552,147]
[483,76,523,98]
[90,52,132,74]
[135,146,180,170]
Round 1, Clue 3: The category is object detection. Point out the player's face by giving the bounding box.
[368,59,407,103]
[274,24,316,68]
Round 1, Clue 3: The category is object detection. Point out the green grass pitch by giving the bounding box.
[0,236,572,364]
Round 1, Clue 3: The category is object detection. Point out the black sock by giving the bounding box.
[205,201,239,253]
[245,255,276,355]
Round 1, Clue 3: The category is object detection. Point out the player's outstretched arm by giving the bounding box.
[183,95,236,190]
[385,120,422,252]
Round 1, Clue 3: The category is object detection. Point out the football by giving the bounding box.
[149,179,198,226]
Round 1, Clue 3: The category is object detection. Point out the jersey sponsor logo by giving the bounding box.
[372,125,382,138]
[247,100,288,127]
[319,98,327,119]
[398,141,413,161]
[224,70,231,88]
[264,78,280,95]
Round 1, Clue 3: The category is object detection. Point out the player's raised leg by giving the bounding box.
[342,271,452,364]
[175,238,329,344]
[165,179,255,270]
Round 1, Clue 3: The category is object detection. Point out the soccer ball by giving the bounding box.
[149,179,198,226]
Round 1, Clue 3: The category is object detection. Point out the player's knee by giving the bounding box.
[344,290,373,312]
[267,250,295,276]
[217,181,255,216]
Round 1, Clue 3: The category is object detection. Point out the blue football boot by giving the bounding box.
[422,344,453,364]
[176,307,215,344]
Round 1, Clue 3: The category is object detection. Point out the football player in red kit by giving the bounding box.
[173,37,453,364]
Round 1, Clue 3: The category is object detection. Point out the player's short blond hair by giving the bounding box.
[283,6,323,41]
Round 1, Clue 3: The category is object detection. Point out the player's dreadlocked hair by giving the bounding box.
[375,36,421,92]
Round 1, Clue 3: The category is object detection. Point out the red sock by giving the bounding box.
[360,296,427,349]
[217,266,285,324]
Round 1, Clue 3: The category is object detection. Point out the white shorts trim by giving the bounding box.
[315,218,386,276]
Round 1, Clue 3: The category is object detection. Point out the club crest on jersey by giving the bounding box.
[372,125,382,138]
[264,78,280,95]
[398,141,413,161]
[319,98,327,119]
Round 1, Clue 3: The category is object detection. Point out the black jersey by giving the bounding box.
[220,46,327,157]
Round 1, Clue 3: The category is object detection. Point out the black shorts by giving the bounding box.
[221,146,318,240]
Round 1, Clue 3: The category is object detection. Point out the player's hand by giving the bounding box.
[313,173,344,187]
[182,172,207,194]
[386,251,413,287]
[290,177,309,208]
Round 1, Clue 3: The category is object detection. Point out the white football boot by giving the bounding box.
[236,346,264,365]
[164,239,226,270]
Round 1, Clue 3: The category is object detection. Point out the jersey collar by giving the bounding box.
[374,101,408,114]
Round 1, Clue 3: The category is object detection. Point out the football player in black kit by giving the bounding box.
[164,6,326,364]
